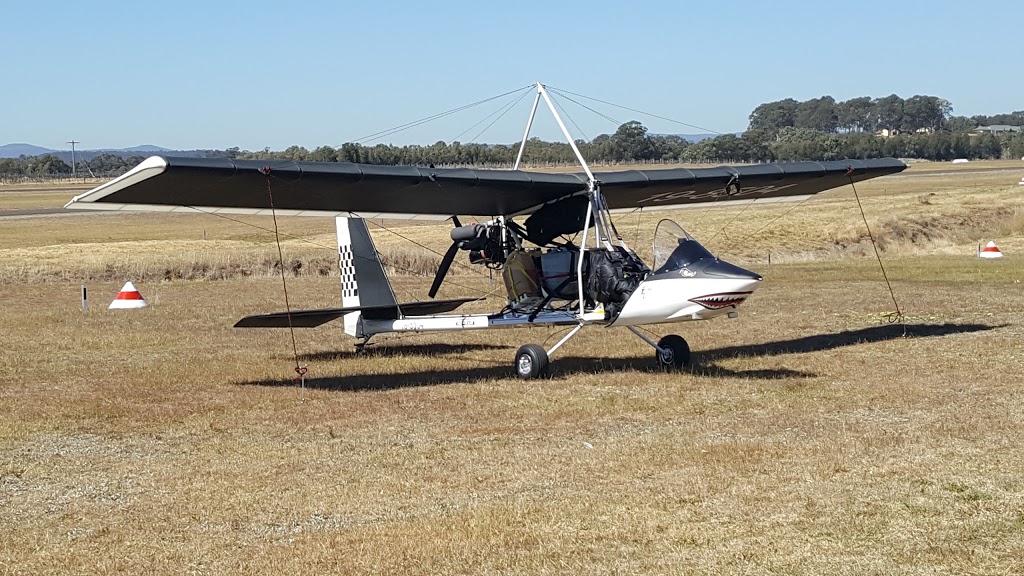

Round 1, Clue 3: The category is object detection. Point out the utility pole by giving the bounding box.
[67,139,79,180]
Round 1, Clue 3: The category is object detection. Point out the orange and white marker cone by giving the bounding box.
[1018,175,1024,186]
[109,281,148,309]
[978,241,1004,259]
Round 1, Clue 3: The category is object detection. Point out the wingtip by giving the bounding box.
[64,155,169,209]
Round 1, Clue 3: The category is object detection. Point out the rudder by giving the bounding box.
[336,216,397,337]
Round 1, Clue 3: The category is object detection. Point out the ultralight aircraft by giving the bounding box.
[66,83,906,378]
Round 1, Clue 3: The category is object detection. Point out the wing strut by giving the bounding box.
[516,82,628,317]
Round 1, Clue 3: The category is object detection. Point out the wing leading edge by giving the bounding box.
[65,156,906,218]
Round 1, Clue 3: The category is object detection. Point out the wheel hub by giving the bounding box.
[518,355,533,375]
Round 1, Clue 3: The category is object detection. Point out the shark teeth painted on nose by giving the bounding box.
[689,292,752,310]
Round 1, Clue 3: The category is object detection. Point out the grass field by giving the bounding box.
[2,161,1023,574]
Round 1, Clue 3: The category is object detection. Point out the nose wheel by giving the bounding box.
[626,327,692,370]
[655,334,691,369]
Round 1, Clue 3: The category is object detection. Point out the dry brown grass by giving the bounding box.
[2,164,1024,575]
[901,158,1024,173]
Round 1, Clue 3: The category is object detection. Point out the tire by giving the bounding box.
[656,335,690,370]
[515,344,549,379]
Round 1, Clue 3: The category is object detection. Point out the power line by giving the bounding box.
[67,140,79,180]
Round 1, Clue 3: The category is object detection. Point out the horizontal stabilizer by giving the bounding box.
[235,308,348,328]
[234,297,483,328]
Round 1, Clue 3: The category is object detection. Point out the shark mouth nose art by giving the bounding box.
[689,292,753,310]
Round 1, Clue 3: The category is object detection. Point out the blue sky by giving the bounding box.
[2,0,1020,151]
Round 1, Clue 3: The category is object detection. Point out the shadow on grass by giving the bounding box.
[295,342,511,363]
[240,322,998,392]
[240,365,514,392]
[699,322,999,363]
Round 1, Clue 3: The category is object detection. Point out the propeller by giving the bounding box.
[429,216,474,299]
[429,242,462,298]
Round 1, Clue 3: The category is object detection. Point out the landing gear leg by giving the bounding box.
[513,323,584,379]
[354,336,373,354]
[627,327,691,370]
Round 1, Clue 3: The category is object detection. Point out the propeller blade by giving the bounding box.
[428,242,461,298]
[451,215,462,228]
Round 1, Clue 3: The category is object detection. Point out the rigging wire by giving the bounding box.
[846,171,905,331]
[545,90,639,246]
[347,85,533,145]
[175,208,392,296]
[632,208,644,248]
[548,86,724,135]
[547,88,621,127]
[450,87,533,145]
[689,188,733,237]
[467,89,533,145]
[717,195,816,254]
[182,207,337,251]
[181,204,498,301]
[703,199,757,248]
[549,92,592,143]
[261,167,308,396]
[363,219,506,300]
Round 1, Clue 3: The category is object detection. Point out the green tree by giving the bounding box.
[945,116,974,132]
[973,133,1002,159]
[280,146,309,161]
[901,95,949,132]
[836,97,873,132]
[870,94,904,133]
[307,145,338,162]
[747,98,798,138]
[27,154,71,176]
[1006,133,1024,158]
[795,96,838,132]
[610,121,655,161]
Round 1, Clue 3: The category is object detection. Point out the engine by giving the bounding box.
[449,222,509,267]
[448,218,647,319]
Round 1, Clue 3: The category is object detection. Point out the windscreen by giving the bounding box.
[653,219,714,273]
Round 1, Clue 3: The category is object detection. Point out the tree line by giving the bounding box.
[748,94,1023,136]
[0,153,148,182]
[3,94,1022,182]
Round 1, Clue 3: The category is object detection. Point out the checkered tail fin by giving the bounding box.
[336,217,397,337]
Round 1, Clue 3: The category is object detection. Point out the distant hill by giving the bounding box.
[0,142,207,161]
[119,145,172,153]
[0,143,55,158]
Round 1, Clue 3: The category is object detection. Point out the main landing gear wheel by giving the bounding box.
[515,344,549,379]
[656,335,691,370]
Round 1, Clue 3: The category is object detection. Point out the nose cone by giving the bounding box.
[702,259,763,282]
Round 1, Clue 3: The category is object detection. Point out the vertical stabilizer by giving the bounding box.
[336,217,398,337]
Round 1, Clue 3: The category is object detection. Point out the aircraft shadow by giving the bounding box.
[295,342,511,362]
[698,322,997,363]
[237,358,815,391]
[240,322,997,392]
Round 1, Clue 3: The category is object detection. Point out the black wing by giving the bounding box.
[598,159,907,210]
[66,156,905,218]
